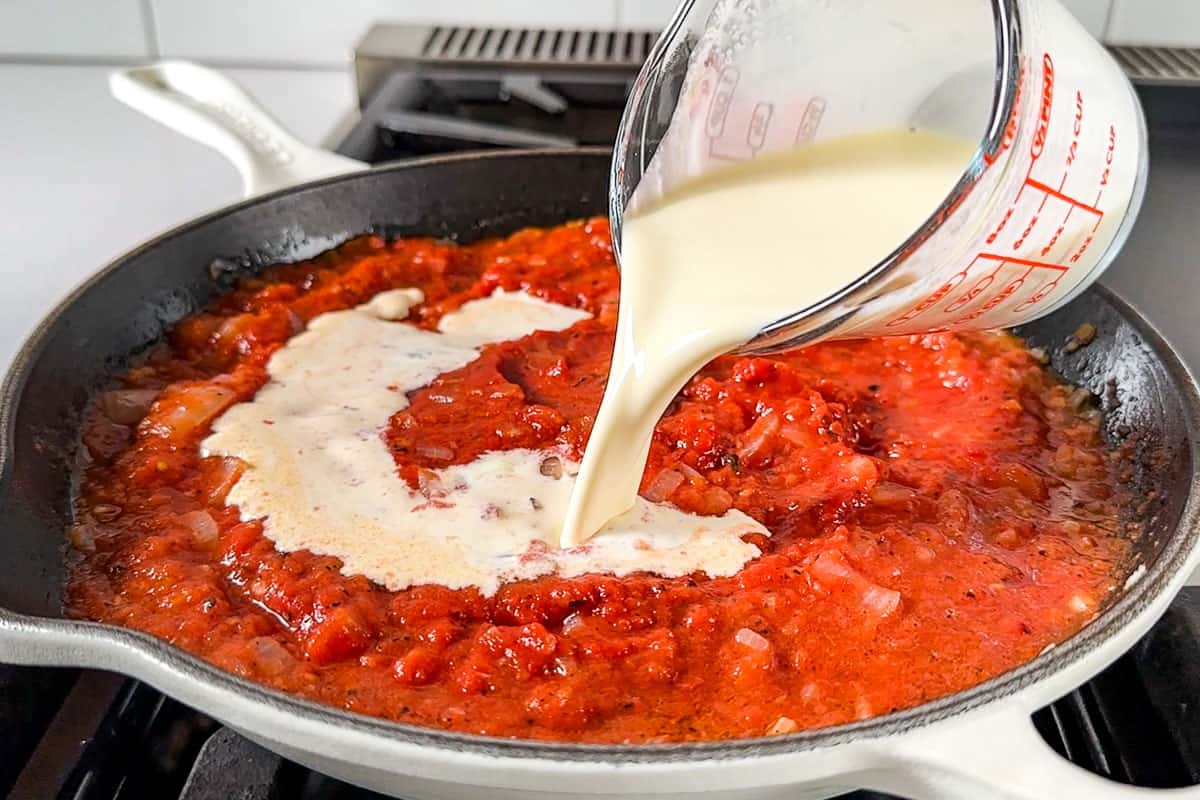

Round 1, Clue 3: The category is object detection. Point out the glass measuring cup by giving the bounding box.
[610,0,1149,352]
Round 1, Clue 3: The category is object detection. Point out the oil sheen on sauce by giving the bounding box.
[560,129,976,546]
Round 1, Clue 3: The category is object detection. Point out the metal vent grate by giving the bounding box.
[1110,46,1200,86]
[419,26,654,67]
[353,23,657,103]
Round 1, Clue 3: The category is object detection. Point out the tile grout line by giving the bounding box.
[1100,0,1118,43]
[0,54,347,71]
[139,0,161,58]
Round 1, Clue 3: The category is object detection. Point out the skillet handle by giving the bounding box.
[872,706,1200,799]
[109,61,366,197]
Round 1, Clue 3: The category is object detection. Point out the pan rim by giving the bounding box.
[1,148,1198,764]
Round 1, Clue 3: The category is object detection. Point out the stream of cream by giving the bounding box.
[560,129,976,546]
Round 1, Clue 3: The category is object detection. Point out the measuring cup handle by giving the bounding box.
[110,61,366,197]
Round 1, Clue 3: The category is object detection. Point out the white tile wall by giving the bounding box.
[227,67,357,147]
[4,0,1200,65]
[615,0,678,29]
[150,0,622,66]
[1059,0,1112,39]
[0,64,355,372]
[0,0,150,58]
[1106,0,1200,47]
[614,0,1118,40]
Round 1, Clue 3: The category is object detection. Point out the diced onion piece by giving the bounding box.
[206,457,245,503]
[90,503,122,522]
[151,383,239,439]
[98,388,160,425]
[869,482,917,506]
[675,462,705,484]
[415,442,456,462]
[643,469,684,502]
[861,584,902,618]
[417,468,445,499]
[68,523,97,552]
[539,456,564,479]
[809,550,901,621]
[779,422,812,446]
[767,716,799,735]
[855,696,873,720]
[285,308,305,334]
[251,636,297,676]
[734,627,770,651]
[808,550,856,582]
[738,411,781,463]
[178,510,219,547]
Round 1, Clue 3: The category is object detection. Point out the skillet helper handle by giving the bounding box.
[875,706,1200,799]
[109,61,366,198]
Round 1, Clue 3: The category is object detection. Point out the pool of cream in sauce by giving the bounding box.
[201,289,767,595]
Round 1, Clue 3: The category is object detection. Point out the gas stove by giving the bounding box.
[5,24,1200,800]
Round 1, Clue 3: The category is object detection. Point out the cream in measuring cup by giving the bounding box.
[561,0,1146,546]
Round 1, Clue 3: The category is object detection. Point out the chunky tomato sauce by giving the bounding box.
[68,218,1131,743]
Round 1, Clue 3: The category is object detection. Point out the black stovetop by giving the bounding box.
[5,56,1200,800]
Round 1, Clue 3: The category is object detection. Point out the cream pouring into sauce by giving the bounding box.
[202,289,768,595]
[560,129,976,547]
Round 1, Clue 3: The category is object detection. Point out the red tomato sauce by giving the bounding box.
[68,218,1132,743]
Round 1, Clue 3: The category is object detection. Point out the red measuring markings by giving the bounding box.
[1011,64,1109,257]
[1029,53,1055,161]
[987,53,1059,248]
[885,252,1068,329]
[944,254,1068,325]
[1067,124,1118,263]
[1040,92,1083,257]
[1040,206,1075,257]
[1092,124,1118,226]
[943,262,1005,315]
[1011,176,1103,252]
[944,253,1067,320]
[1065,90,1084,172]
[886,52,1128,332]
[886,268,969,328]
[1022,178,1102,216]
[1012,270,1065,313]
